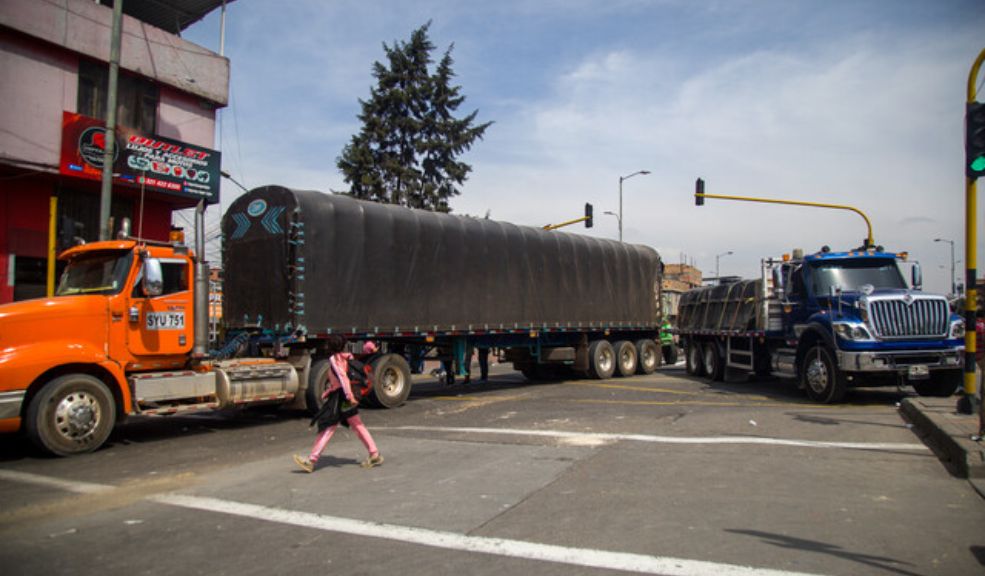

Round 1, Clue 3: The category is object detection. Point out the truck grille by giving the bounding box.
[867,297,949,339]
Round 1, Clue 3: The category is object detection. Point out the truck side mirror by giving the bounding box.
[142,258,164,297]
[911,263,922,291]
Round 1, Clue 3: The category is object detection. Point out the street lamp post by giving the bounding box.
[618,170,650,242]
[715,250,733,280]
[934,238,956,295]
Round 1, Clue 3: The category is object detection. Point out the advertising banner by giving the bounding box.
[59,111,220,205]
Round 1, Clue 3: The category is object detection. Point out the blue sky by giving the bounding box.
[184,0,984,294]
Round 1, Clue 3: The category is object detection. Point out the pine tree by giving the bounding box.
[337,23,491,212]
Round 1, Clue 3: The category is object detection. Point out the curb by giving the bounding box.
[899,398,985,485]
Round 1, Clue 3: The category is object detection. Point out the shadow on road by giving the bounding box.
[725,528,923,576]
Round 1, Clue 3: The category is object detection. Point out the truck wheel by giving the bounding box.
[25,374,116,456]
[702,340,725,382]
[613,341,638,377]
[913,370,962,397]
[685,339,706,376]
[588,340,615,379]
[801,345,847,403]
[305,358,332,413]
[370,354,412,408]
[635,339,659,374]
[662,344,679,366]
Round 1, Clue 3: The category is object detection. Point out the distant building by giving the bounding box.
[662,263,702,322]
[0,0,230,302]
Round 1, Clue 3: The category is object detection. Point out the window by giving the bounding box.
[132,259,189,297]
[78,60,158,133]
[56,250,133,296]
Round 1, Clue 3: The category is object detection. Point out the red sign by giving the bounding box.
[59,111,221,204]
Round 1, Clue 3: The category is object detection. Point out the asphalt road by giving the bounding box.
[1,362,984,576]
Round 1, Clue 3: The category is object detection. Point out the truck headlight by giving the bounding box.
[950,320,965,339]
[834,323,873,341]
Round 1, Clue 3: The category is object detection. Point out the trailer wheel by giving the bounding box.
[913,370,962,397]
[25,374,116,456]
[801,345,847,403]
[587,340,615,379]
[685,339,705,376]
[635,339,659,374]
[305,358,332,413]
[702,340,725,382]
[370,354,412,408]
[613,341,638,377]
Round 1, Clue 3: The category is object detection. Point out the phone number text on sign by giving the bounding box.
[146,312,185,330]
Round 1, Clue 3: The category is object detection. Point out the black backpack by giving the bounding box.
[347,357,373,401]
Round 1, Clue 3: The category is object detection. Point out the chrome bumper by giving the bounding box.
[836,348,964,373]
[0,390,25,420]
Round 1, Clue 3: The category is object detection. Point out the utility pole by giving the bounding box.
[98,0,124,241]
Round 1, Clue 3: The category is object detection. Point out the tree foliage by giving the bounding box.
[337,23,492,212]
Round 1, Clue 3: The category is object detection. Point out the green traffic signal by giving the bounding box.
[967,102,985,179]
[972,156,985,174]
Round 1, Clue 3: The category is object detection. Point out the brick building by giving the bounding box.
[0,0,230,302]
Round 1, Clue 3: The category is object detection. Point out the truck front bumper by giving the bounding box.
[0,390,25,432]
[836,348,963,373]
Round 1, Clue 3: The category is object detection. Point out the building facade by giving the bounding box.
[0,0,229,302]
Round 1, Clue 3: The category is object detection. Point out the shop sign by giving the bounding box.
[59,111,221,204]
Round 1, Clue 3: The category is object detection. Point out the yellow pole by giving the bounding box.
[964,47,985,422]
[696,192,875,247]
[46,196,57,297]
[543,216,590,231]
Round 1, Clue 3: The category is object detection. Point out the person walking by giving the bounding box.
[293,335,383,473]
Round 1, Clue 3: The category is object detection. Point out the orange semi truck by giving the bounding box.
[0,187,663,456]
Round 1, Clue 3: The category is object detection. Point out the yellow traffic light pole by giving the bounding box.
[694,180,875,247]
[543,216,590,231]
[964,47,985,425]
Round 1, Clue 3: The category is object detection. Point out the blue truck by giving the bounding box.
[675,246,965,402]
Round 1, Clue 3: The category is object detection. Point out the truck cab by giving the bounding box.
[0,240,197,452]
[772,247,963,401]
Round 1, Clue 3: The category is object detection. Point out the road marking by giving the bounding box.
[0,469,114,494]
[151,493,829,576]
[2,469,830,575]
[383,426,928,452]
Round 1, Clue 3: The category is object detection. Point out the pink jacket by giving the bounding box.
[322,352,355,402]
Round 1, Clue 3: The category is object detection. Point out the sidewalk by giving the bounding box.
[899,396,985,498]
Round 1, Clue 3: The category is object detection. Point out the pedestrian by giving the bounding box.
[293,335,383,473]
[464,343,490,384]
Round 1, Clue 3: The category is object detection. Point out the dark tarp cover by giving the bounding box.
[677,280,762,332]
[221,186,660,335]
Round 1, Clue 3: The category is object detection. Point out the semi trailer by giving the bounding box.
[0,186,664,455]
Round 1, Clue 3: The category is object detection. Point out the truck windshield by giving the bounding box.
[56,250,133,296]
[810,259,906,296]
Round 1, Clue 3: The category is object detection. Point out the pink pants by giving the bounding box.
[309,414,378,462]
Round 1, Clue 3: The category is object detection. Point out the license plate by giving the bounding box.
[907,364,930,380]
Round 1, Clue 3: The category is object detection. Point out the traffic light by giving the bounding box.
[695,178,705,206]
[584,203,593,228]
[967,102,985,180]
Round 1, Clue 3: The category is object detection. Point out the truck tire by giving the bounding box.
[801,345,847,403]
[702,340,725,382]
[913,370,962,397]
[613,340,638,377]
[685,339,706,377]
[370,354,412,408]
[635,339,659,374]
[25,374,116,456]
[662,344,679,366]
[587,340,615,379]
[305,358,332,413]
